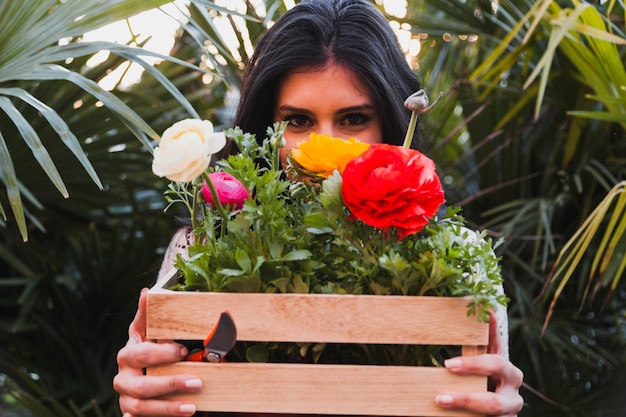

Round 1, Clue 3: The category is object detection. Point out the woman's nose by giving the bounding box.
[317,121,336,137]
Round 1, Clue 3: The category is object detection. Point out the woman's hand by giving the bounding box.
[113,288,203,417]
[434,312,524,417]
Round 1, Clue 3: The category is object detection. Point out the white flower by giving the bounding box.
[152,119,226,183]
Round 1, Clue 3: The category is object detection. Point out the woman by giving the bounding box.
[114,1,524,416]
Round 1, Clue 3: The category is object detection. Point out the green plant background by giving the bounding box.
[0,1,624,416]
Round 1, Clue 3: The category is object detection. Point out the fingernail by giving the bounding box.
[180,346,189,358]
[185,378,203,389]
[179,403,197,415]
[435,394,453,406]
[444,358,462,369]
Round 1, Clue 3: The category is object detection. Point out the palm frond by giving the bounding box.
[539,181,626,332]
[0,0,207,241]
[402,0,626,413]
[0,96,69,197]
[0,87,102,188]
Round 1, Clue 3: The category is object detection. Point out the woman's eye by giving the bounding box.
[284,115,311,128]
[342,114,371,126]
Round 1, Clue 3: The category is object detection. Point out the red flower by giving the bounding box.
[341,144,445,240]
[201,172,249,210]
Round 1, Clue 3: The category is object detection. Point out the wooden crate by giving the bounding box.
[147,270,488,417]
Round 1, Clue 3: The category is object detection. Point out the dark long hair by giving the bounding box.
[231,0,422,150]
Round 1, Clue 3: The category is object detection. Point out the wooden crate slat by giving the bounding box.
[147,290,488,346]
[147,362,484,417]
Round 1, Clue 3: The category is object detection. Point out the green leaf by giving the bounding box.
[227,275,261,293]
[235,249,252,272]
[269,277,290,293]
[282,250,312,261]
[568,110,626,124]
[289,275,309,293]
[268,240,283,259]
[219,268,245,277]
[0,87,103,190]
[115,51,201,119]
[246,344,269,363]
[0,129,26,240]
[0,96,68,197]
[13,64,158,149]
[369,281,391,295]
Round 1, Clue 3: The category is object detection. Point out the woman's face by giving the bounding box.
[274,64,383,155]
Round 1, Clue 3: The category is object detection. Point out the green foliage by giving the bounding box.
[1,0,625,416]
[165,123,506,365]
[0,0,203,241]
[0,214,173,417]
[401,0,626,415]
[0,2,231,416]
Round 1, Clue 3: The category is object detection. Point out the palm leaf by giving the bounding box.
[401,1,626,412]
[569,109,626,124]
[0,130,20,228]
[538,181,626,333]
[0,0,207,241]
[14,64,159,146]
[0,87,102,188]
[0,97,69,197]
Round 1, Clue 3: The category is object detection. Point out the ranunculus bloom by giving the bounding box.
[201,172,249,210]
[341,144,445,240]
[152,119,226,183]
[403,89,430,113]
[291,133,371,178]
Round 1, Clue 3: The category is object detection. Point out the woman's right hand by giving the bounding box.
[114,288,203,417]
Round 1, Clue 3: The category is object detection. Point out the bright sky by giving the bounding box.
[82,2,186,89]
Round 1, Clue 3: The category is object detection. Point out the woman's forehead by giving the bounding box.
[276,64,373,107]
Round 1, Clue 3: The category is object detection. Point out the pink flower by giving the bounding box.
[201,172,249,210]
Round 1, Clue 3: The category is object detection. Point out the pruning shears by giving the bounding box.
[185,311,237,362]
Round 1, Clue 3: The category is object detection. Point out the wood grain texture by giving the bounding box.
[147,286,488,346]
[146,275,489,416]
[148,362,484,416]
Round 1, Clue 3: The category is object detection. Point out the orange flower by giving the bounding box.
[290,133,371,178]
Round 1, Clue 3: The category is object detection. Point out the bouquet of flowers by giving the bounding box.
[151,92,507,365]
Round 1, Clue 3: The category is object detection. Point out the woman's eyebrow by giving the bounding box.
[276,104,376,114]
[276,105,313,114]
[336,104,377,114]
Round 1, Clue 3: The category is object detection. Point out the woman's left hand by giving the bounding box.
[434,312,524,417]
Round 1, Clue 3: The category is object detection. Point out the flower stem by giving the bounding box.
[403,110,418,149]
[202,172,229,237]
[190,184,199,242]
[272,143,280,172]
